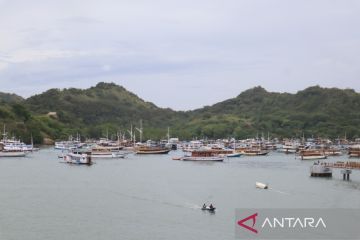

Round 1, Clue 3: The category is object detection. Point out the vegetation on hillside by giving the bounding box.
[0,83,359,144]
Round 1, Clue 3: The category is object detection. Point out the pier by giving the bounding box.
[322,161,360,181]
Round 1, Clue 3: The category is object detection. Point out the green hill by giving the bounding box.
[0,92,23,103]
[186,86,360,139]
[25,82,185,140]
[0,83,359,143]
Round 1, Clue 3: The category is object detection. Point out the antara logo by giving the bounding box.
[237,213,258,234]
[237,213,327,234]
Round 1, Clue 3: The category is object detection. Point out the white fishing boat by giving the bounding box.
[91,146,127,158]
[279,142,299,154]
[179,149,224,162]
[63,152,92,165]
[91,152,127,158]
[0,134,27,157]
[0,125,34,153]
[182,140,203,152]
[255,182,268,189]
[0,150,26,157]
[55,135,82,150]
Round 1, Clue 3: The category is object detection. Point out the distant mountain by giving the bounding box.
[0,83,359,143]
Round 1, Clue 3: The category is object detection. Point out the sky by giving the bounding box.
[0,0,359,110]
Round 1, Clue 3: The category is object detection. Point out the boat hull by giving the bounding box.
[0,151,26,157]
[201,207,216,212]
[63,154,92,165]
[135,149,170,154]
[255,182,268,189]
[226,153,242,158]
[91,153,126,158]
[243,152,269,156]
[301,155,327,160]
[181,157,224,162]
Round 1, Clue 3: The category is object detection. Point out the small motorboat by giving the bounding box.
[255,182,268,189]
[201,206,216,212]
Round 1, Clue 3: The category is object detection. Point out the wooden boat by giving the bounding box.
[348,145,360,158]
[323,149,342,156]
[135,146,170,154]
[180,150,224,162]
[299,150,327,160]
[241,148,269,156]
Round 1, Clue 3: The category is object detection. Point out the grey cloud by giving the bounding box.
[0,0,359,110]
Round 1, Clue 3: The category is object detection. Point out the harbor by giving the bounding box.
[0,147,359,240]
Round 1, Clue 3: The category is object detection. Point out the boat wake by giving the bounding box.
[106,188,200,210]
[268,188,290,195]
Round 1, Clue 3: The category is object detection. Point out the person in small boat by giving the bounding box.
[209,204,214,210]
[203,204,207,209]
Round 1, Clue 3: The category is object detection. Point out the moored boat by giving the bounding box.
[240,148,269,156]
[91,146,127,158]
[348,145,360,158]
[179,149,224,162]
[299,150,327,160]
[0,143,26,157]
[63,152,92,165]
[0,150,26,157]
[224,152,242,158]
[135,145,170,154]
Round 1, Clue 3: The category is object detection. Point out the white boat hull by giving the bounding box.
[91,153,126,158]
[0,151,26,157]
[301,155,327,160]
[280,149,297,153]
[63,153,92,165]
[256,182,268,189]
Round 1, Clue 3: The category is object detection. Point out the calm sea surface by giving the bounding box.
[0,148,359,240]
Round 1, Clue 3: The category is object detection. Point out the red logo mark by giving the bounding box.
[237,213,258,234]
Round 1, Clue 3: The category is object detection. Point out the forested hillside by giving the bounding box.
[0,83,359,143]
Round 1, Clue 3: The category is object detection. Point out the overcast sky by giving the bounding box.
[0,0,359,110]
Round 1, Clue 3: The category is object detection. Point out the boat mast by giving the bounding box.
[127,124,133,142]
[135,120,143,143]
[2,124,6,143]
[167,127,170,144]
